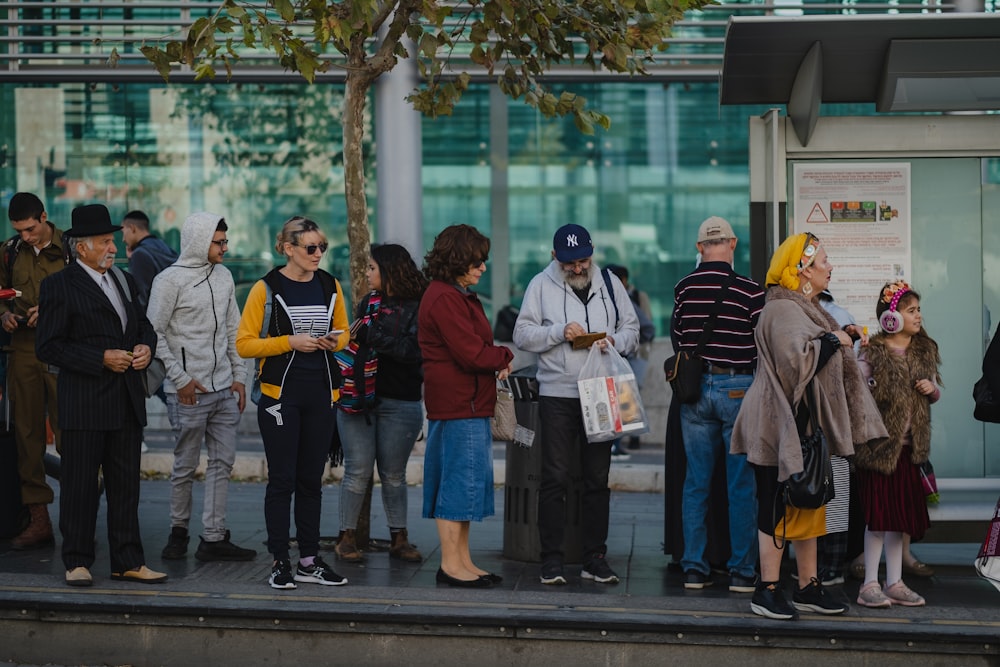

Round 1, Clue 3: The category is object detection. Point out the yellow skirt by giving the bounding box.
[776,505,827,542]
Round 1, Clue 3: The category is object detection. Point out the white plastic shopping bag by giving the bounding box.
[577,344,650,443]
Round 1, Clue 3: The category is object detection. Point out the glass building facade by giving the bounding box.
[0,77,777,325]
[2,2,998,479]
[1,0,932,320]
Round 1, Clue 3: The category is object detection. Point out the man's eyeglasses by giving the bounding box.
[296,242,329,255]
[560,258,592,271]
[211,239,229,248]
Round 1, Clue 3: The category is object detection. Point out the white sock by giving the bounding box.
[884,532,904,587]
[863,528,884,585]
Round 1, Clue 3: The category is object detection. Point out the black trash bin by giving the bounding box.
[502,368,584,563]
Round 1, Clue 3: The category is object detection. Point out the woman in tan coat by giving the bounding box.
[732,232,887,621]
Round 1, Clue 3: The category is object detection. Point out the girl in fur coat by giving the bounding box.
[855,281,941,609]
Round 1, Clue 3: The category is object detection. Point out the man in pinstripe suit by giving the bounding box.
[35,204,167,587]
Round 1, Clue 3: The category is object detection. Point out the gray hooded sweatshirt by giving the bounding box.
[513,260,640,398]
[146,212,247,394]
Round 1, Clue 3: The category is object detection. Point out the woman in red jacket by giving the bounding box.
[418,224,513,588]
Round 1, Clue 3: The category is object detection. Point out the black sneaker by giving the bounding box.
[539,560,567,585]
[729,572,758,593]
[294,556,347,586]
[269,559,296,590]
[684,570,713,590]
[582,554,620,584]
[751,582,798,620]
[820,570,845,587]
[792,577,848,615]
[161,526,189,560]
[195,531,258,562]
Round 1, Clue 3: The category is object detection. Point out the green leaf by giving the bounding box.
[405,24,423,43]
[241,16,256,48]
[275,0,296,23]
[225,2,246,19]
[194,61,216,81]
[418,33,437,59]
[573,111,595,135]
[140,45,172,81]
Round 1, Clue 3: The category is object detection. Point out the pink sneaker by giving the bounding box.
[857,581,892,608]
[883,580,926,607]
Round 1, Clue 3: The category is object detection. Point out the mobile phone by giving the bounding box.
[324,329,344,339]
[14,315,26,324]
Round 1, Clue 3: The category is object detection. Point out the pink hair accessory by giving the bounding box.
[881,280,910,308]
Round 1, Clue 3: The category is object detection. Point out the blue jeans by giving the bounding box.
[337,397,423,531]
[680,372,757,578]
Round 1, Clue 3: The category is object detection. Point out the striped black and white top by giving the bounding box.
[671,261,765,370]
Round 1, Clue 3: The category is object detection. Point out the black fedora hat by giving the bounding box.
[66,204,121,238]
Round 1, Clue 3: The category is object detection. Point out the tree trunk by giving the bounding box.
[343,70,373,306]
[342,61,375,547]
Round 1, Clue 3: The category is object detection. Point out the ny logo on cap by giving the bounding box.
[566,234,579,248]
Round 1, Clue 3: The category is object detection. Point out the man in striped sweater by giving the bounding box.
[671,216,764,594]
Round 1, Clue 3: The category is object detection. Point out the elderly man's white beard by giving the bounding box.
[564,266,592,291]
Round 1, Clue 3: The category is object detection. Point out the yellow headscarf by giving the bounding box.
[765,233,811,290]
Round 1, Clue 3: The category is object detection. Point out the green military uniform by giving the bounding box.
[0,223,66,505]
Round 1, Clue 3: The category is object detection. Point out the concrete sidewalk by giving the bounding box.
[1,479,997,666]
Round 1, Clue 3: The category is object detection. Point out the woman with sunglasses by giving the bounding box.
[236,216,350,590]
[418,224,513,587]
[732,232,887,620]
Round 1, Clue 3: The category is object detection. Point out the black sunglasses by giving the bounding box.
[295,242,328,255]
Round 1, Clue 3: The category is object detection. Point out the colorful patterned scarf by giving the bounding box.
[335,292,381,414]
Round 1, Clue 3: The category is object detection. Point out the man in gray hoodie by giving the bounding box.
[513,224,639,586]
[146,212,256,562]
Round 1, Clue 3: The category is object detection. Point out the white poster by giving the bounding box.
[792,162,911,332]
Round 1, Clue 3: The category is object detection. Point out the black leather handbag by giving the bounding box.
[784,385,835,510]
[664,351,703,404]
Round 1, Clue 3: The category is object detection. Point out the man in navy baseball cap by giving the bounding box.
[552,223,594,263]
[514,222,639,587]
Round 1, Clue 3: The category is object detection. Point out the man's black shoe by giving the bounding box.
[683,570,713,590]
[539,560,567,585]
[195,530,257,562]
[729,572,758,593]
[161,526,189,560]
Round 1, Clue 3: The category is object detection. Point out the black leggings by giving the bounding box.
[258,367,336,561]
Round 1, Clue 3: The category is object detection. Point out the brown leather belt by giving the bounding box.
[704,363,754,376]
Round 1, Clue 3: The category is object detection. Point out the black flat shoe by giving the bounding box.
[480,572,503,584]
[436,568,492,588]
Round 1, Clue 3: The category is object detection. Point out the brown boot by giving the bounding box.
[12,503,55,550]
[389,529,422,563]
[334,529,363,562]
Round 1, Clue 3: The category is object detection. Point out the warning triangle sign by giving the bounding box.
[806,202,829,223]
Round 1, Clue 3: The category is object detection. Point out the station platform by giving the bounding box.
[1,441,998,666]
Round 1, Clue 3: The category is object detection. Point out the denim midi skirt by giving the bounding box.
[422,417,494,522]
